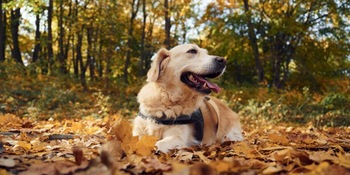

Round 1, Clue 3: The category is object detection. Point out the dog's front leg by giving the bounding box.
[155,125,193,153]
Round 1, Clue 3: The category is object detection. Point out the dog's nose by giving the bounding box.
[215,57,226,65]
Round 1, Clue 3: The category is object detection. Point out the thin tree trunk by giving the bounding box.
[87,26,94,81]
[139,0,147,77]
[10,8,23,65]
[64,0,72,71]
[0,0,6,62]
[47,0,54,72]
[97,33,103,79]
[164,0,171,49]
[243,0,264,82]
[124,0,140,84]
[77,29,87,90]
[145,18,155,70]
[72,0,78,78]
[105,42,111,89]
[33,13,41,63]
[58,0,66,74]
[73,32,78,78]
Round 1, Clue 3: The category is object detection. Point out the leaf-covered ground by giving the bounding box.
[1,114,349,175]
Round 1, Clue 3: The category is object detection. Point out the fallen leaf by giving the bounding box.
[0,158,16,168]
[262,163,283,174]
[210,161,231,173]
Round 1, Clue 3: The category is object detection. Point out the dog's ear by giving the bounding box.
[147,48,170,82]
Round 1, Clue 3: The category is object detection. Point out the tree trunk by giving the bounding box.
[243,0,264,82]
[139,0,147,77]
[64,0,72,72]
[97,34,103,79]
[0,0,6,62]
[47,0,54,72]
[145,18,155,70]
[72,33,78,78]
[10,8,23,65]
[77,29,87,90]
[105,42,111,89]
[164,0,171,49]
[123,0,140,84]
[87,26,95,81]
[272,35,285,89]
[58,0,67,74]
[33,13,41,63]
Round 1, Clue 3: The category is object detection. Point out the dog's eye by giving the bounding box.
[187,49,197,54]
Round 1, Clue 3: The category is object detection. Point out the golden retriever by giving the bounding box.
[132,44,243,153]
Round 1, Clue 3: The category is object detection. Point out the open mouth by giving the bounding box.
[180,72,222,94]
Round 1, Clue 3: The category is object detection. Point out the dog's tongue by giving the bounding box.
[194,74,221,93]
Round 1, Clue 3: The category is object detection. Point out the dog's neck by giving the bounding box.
[137,82,205,118]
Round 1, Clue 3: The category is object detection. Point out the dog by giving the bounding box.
[132,44,243,153]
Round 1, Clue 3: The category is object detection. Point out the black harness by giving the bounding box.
[138,109,204,142]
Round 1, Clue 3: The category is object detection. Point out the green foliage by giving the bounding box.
[37,87,79,110]
[198,0,350,89]
[320,92,350,111]
[220,85,350,127]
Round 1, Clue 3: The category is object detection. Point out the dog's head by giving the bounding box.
[147,44,226,94]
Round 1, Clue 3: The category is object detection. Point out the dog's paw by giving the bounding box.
[224,127,244,141]
[155,137,187,153]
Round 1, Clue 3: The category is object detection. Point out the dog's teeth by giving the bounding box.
[189,74,194,81]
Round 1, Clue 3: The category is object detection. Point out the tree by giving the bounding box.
[58,0,67,74]
[139,0,147,77]
[164,0,171,49]
[243,0,264,83]
[124,0,140,84]
[10,8,23,65]
[0,0,6,62]
[47,0,54,73]
[32,13,41,63]
[198,0,350,89]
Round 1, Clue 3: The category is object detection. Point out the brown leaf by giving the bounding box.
[308,150,336,163]
[73,146,85,165]
[210,161,231,173]
[190,163,217,175]
[262,163,283,174]
[140,157,172,172]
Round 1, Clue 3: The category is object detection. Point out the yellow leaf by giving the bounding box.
[262,165,283,175]
[268,133,289,145]
[270,147,293,162]
[210,161,231,173]
[232,142,257,158]
[307,162,330,175]
[335,152,350,168]
[134,135,157,156]
[15,141,31,151]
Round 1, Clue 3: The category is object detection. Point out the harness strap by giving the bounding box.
[205,97,220,120]
[138,109,204,141]
[204,97,220,137]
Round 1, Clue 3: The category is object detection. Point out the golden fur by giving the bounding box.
[132,44,243,152]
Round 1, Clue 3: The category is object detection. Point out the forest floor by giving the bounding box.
[1,114,350,175]
[0,75,349,174]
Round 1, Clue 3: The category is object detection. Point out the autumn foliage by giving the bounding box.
[1,113,350,174]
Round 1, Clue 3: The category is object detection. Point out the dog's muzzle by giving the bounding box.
[181,57,226,94]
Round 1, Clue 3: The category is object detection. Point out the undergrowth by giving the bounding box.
[220,85,350,128]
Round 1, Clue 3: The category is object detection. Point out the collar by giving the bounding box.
[138,109,204,141]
